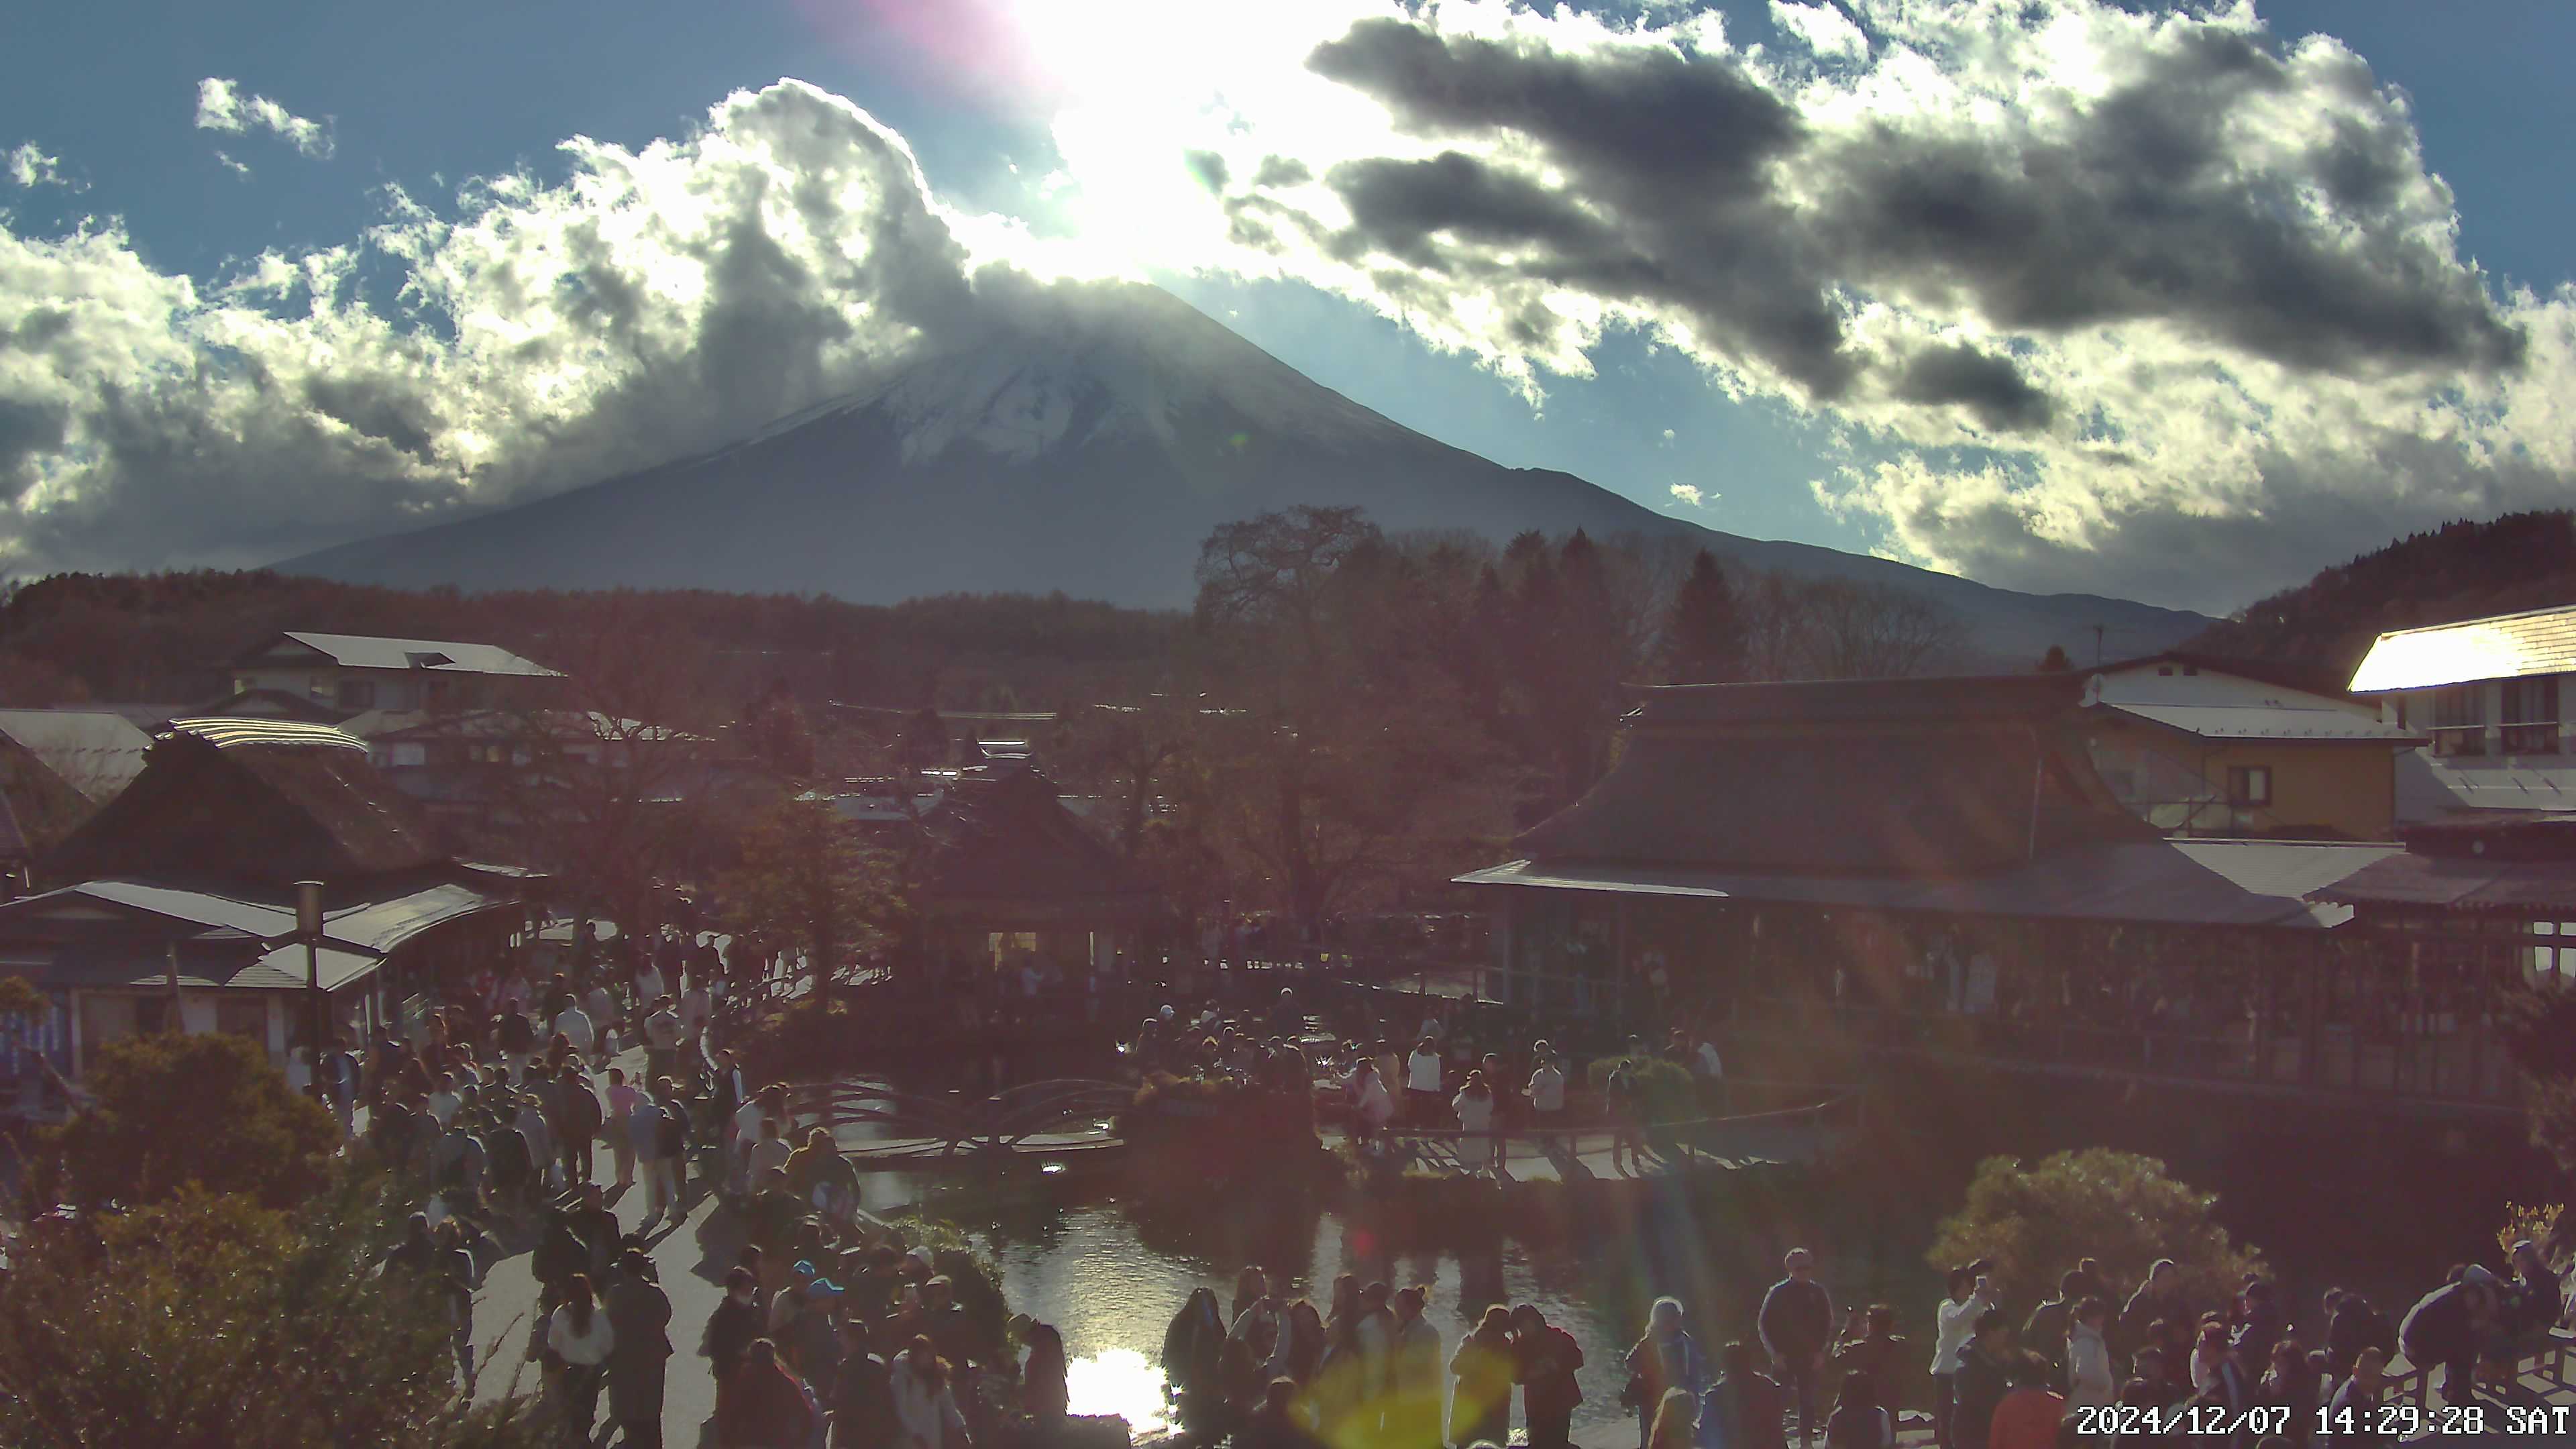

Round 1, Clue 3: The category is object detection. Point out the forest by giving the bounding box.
[0,511,1970,945]
[2185,510,2576,677]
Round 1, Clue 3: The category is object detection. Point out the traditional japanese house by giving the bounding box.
[1450,674,2529,1108]
[909,761,1161,987]
[0,716,538,1094]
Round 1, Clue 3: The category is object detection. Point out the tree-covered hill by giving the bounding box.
[2186,511,2576,680]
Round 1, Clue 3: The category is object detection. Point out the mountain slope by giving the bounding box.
[2186,511,2576,677]
[281,285,2206,663]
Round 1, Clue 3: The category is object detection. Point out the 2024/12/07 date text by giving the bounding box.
[2075,1403,2576,1436]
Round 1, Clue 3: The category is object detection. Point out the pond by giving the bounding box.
[877,1165,1910,1446]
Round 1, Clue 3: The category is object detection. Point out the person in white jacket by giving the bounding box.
[1930,1263,1994,1448]
[2064,1296,2115,1435]
[1404,1038,1445,1124]
[1347,1059,1394,1150]
[891,1335,973,1449]
[545,1273,617,1440]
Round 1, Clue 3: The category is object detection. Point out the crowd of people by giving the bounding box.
[1157,1268,1588,1449]
[1128,985,1739,1180]
[338,913,1085,1449]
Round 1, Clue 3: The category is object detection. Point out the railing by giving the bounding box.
[796,1077,1134,1155]
[1721,997,2518,1108]
[1361,1081,1864,1176]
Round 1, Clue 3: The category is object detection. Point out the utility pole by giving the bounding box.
[297,879,327,1104]
[2092,624,2106,667]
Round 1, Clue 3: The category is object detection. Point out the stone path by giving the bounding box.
[462,1166,740,1448]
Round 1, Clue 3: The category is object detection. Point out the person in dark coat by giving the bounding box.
[1512,1303,1586,1449]
[2399,1267,2500,1409]
[2021,1271,2084,1388]
[705,1267,769,1392]
[2324,1291,2398,1379]
[2502,1240,2562,1342]
[829,1318,898,1449]
[606,1249,674,1449]
[2229,1281,2287,1368]
[1758,1249,1834,1445]
[1699,1340,1787,1449]
[1948,1313,2012,1449]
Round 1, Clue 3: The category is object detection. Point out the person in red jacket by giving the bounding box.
[1985,1352,2066,1449]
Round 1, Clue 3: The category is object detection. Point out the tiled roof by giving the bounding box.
[0,710,154,800]
[2348,603,2576,692]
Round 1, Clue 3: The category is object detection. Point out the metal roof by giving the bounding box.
[261,631,562,678]
[2310,853,2576,914]
[1456,839,2390,930]
[0,710,154,799]
[326,882,501,953]
[2348,603,2576,692]
[162,716,371,753]
[2396,753,2576,824]
[2097,702,2424,743]
[71,880,299,936]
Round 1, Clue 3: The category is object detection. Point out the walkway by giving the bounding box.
[1334,1086,1862,1184]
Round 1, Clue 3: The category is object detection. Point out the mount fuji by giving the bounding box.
[279,285,2206,661]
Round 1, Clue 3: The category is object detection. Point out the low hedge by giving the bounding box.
[1584,1055,1699,1122]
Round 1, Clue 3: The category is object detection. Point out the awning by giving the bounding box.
[1454,839,2396,930]
[327,882,507,953]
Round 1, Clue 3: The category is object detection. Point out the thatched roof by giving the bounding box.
[1516,674,2154,876]
[40,719,448,889]
[915,763,1159,918]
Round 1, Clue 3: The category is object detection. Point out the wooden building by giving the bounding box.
[0,717,536,1098]
[2078,653,2423,841]
[910,762,1161,985]
[1455,674,2524,1112]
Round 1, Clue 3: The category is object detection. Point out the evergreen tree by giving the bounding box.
[2037,643,2073,672]
[1662,549,1745,684]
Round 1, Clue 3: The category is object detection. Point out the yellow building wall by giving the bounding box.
[2090,718,2398,841]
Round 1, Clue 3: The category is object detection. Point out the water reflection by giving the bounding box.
[1067,1348,1171,1436]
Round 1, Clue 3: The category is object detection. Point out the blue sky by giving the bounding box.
[2,1,2570,610]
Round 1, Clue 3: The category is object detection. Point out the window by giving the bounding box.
[335,678,376,709]
[387,742,427,767]
[2501,677,2561,755]
[2429,686,2487,757]
[2226,765,2272,808]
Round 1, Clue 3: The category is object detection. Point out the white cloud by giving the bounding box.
[1669,483,1707,507]
[1020,0,2575,609]
[5,5,2571,612]
[195,78,333,159]
[0,81,989,574]
[5,143,68,189]
[1769,2,1868,62]
[213,151,251,178]
[1660,427,1676,445]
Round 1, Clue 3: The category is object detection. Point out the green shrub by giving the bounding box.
[1925,1148,2265,1309]
[40,1030,340,1212]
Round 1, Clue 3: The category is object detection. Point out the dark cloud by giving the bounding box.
[1293,13,2526,407]
[1309,18,1799,187]
[1813,36,2524,378]
[1185,150,1230,192]
[1250,155,1310,189]
[1890,344,2053,433]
